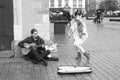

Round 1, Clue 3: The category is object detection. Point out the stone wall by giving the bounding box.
[13,0,54,57]
[14,0,54,41]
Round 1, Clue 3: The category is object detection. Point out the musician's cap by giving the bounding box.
[31,28,37,34]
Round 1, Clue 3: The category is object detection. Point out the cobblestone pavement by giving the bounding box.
[0,18,120,80]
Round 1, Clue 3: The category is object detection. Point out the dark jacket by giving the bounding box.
[18,36,45,48]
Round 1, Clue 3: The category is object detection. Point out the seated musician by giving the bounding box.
[18,29,50,66]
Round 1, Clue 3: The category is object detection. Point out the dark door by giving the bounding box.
[54,23,67,34]
[0,0,13,50]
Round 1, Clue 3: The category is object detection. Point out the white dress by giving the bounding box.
[69,18,88,47]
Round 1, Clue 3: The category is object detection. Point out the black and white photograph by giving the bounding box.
[0,0,120,80]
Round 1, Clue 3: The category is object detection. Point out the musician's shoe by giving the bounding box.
[40,59,48,66]
[46,57,59,61]
[43,60,48,66]
[24,56,39,64]
[32,60,39,64]
[24,56,32,61]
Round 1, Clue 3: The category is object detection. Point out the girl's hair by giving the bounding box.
[75,19,83,33]
[74,10,82,17]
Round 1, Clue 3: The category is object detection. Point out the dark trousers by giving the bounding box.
[24,47,50,62]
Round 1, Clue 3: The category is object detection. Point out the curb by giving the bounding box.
[109,19,120,22]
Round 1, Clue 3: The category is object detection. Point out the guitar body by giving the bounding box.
[22,43,37,55]
[22,48,30,55]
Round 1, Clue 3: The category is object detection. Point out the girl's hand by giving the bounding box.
[68,32,71,38]
[68,35,71,38]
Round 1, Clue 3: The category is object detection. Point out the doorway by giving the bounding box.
[0,0,14,50]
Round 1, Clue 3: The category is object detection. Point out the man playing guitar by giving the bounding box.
[18,29,50,66]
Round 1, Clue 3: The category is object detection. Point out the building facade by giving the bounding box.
[13,0,54,41]
[85,0,96,15]
[85,0,105,16]
[0,0,54,50]
[49,0,86,14]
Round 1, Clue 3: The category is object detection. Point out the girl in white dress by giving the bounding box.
[68,12,90,64]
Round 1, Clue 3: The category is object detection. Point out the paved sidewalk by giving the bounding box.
[0,18,120,80]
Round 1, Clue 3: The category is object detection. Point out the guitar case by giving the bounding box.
[57,65,92,74]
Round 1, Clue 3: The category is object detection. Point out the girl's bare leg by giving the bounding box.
[75,44,90,66]
[74,46,82,66]
[75,46,81,59]
[83,52,90,67]
[83,52,90,61]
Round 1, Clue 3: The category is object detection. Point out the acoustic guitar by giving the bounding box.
[22,43,43,55]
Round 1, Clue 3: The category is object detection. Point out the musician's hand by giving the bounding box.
[24,45,30,49]
[24,43,30,49]
[41,44,45,48]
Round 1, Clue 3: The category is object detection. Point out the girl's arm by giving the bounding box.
[68,27,73,37]
[82,22,88,38]
[68,22,76,37]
